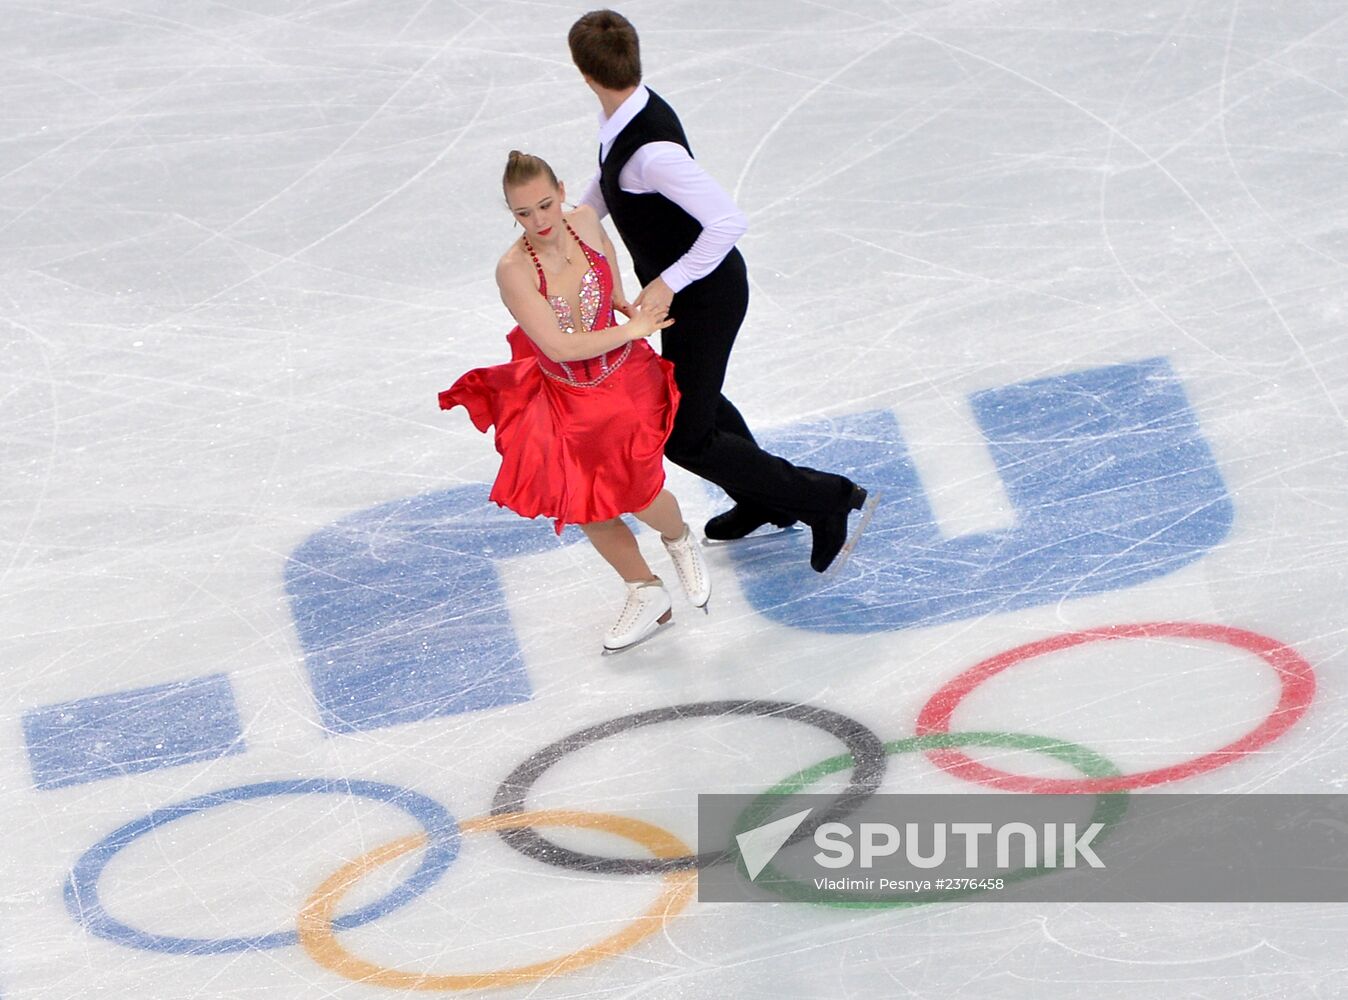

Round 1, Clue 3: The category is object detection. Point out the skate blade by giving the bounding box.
[601,617,676,656]
[700,525,802,547]
[824,491,881,578]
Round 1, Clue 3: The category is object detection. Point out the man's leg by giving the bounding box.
[712,395,754,444]
[660,283,853,525]
[708,398,792,520]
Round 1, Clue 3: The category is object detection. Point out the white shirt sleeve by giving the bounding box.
[575,168,608,218]
[617,141,748,293]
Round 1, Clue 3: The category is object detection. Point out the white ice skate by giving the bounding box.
[662,524,711,612]
[602,577,674,654]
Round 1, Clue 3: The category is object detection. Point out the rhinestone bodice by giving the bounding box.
[521,220,629,386]
[548,266,602,336]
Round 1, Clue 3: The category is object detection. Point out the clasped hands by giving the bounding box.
[615,276,675,339]
[615,277,673,319]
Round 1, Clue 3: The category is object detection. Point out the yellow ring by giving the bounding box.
[298,809,695,991]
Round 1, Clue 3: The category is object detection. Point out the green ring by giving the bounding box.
[733,731,1129,909]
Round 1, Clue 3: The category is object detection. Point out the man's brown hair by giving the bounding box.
[568,10,642,90]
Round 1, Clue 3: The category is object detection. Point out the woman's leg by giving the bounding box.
[581,515,673,652]
[635,489,711,608]
[579,517,656,583]
[631,489,686,541]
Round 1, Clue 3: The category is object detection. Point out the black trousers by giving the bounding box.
[657,252,851,523]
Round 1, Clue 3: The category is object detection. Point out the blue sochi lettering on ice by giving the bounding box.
[729,356,1232,632]
[281,356,1231,728]
[22,356,1234,788]
[283,489,556,733]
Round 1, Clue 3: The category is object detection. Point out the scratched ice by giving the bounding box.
[4,1,1348,998]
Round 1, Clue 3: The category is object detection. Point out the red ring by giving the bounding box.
[914,622,1316,793]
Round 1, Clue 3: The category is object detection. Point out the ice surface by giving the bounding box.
[3,1,1347,997]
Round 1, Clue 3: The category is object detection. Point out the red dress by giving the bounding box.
[439,221,679,534]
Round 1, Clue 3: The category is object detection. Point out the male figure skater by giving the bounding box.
[568,9,870,573]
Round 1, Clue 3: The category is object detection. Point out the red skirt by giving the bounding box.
[439,329,679,534]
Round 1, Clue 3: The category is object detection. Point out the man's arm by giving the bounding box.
[624,142,748,310]
[575,169,609,218]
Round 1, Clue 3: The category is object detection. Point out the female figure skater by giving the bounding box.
[440,151,710,653]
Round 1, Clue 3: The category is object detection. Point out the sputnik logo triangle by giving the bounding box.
[735,808,813,881]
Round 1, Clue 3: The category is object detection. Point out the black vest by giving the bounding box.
[599,90,744,300]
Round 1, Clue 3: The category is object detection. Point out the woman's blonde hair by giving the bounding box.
[502,150,559,196]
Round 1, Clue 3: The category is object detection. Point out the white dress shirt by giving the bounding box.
[576,85,748,294]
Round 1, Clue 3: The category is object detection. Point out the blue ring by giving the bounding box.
[64,777,459,954]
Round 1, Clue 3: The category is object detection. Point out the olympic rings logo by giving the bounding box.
[64,622,1316,991]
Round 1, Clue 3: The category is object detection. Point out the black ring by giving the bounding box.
[491,699,887,874]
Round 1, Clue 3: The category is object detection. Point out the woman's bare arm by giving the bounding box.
[495,252,668,363]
